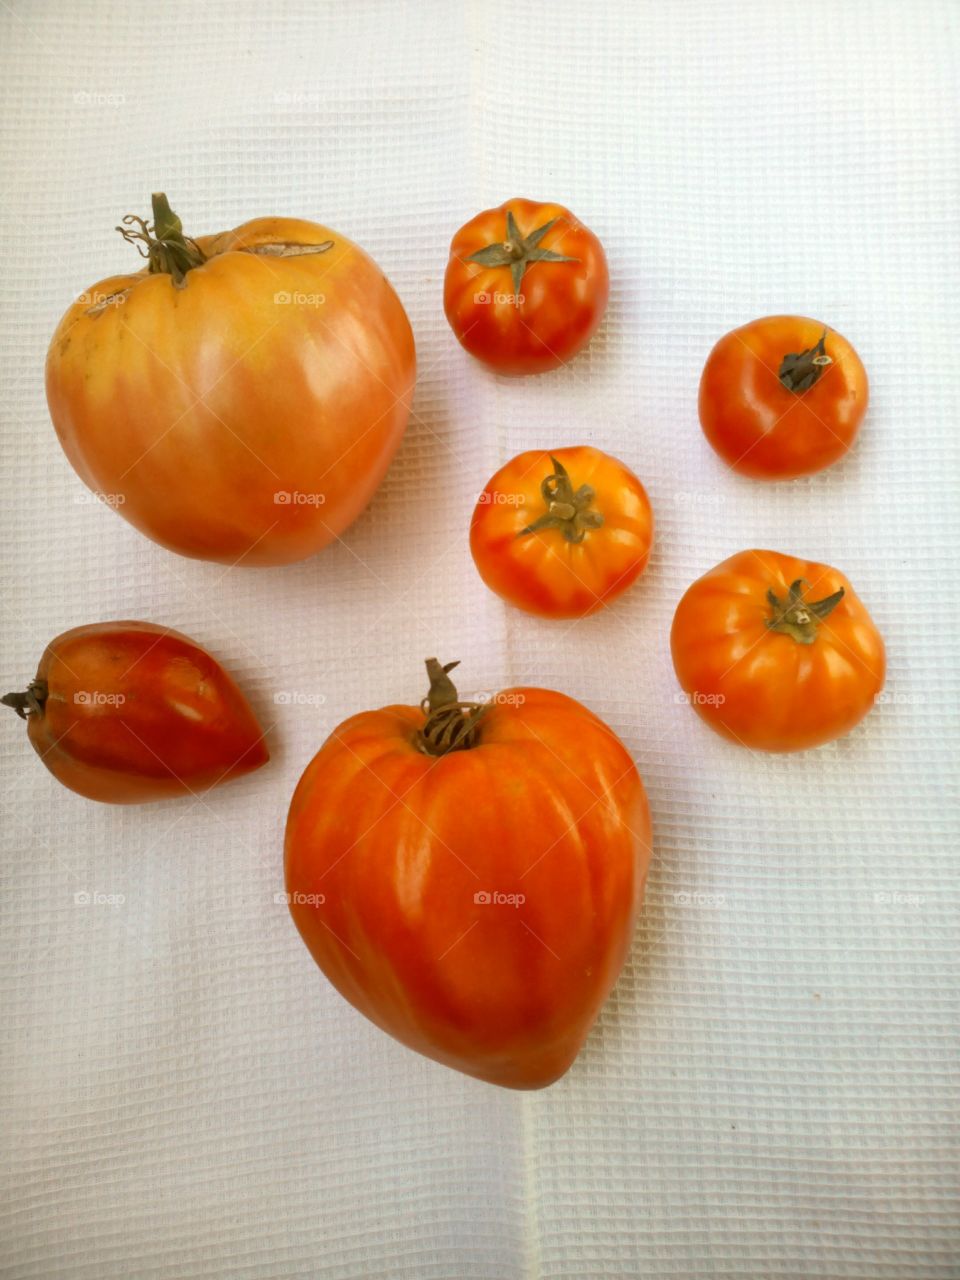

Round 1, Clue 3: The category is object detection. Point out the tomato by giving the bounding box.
[671,550,885,752]
[46,193,416,565]
[469,446,653,618]
[284,659,652,1089]
[699,316,868,479]
[443,198,609,375]
[3,621,268,802]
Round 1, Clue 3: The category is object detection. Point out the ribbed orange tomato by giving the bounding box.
[443,198,609,375]
[671,550,885,751]
[470,446,654,618]
[46,194,415,565]
[3,621,268,802]
[284,660,652,1089]
[699,316,868,479]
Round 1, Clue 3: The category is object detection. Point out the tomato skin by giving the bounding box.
[284,683,651,1089]
[46,211,416,565]
[671,550,885,752]
[9,622,268,802]
[443,198,609,375]
[699,316,868,479]
[470,446,654,618]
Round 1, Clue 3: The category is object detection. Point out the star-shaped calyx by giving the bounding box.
[466,210,579,303]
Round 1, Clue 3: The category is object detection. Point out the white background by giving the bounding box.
[1,1,958,1276]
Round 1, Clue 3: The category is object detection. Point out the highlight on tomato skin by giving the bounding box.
[443,198,609,376]
[670,549,886,752]
[698,316,868,480]
[2,621,269,803]
[45,192,416,566]
[284,658,653,1089]
[469,445,654,619]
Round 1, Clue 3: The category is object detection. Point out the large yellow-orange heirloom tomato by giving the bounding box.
[284,660,652,1089]
[671,550,885,752]
[470,446,654,618]
[46,194,416,565]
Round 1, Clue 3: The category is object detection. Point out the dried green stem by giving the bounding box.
[518,455,604,544]
[418,659,487,756]
[117,192,206,287]
[765,579,845,644]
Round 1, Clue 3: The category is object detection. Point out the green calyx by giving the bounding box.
[466,209,578,304]
[117,192,206,287]
[518,455,604,545]
[765,578,845,645]
[778,330,833,393]
[417,659,488,756]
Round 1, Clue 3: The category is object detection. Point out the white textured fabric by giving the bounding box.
[2,2,958,1276]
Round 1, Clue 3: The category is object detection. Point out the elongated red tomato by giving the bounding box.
[671,550,885,751]
[444,198,609,375]
[3,622,268,802]
[46,194,416,565]
[699,316,868,479]
[470,446,654,618]
[285,660,652,1089]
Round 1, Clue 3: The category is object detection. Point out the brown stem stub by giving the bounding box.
[765,579,845,644]
[2,679,47,720]
[779,329,833,393]
[418,659,487,756]
[117,192,206,287]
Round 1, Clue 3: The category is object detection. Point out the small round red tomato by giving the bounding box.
[470,446,654,618]
[46,193,415,565]
[671,550,885,752]
[443,198,609,375]
[3,621,268,802]
[699,316,868,479]
[285,659,651,1089]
